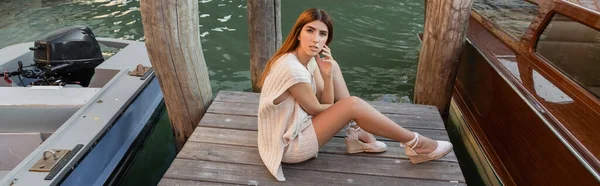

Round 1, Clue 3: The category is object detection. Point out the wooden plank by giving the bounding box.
[188,127,457,162]
[201,112,444,130]
[333,129,449,142]
[198,113,449,141]
[214,90,259,102]
[207,101,257,116]
[215,90,440,116]
[164,159,465,185]
[216,91,439,113]
[215,91,440,117]
[158,178,241,186]
[208,100,442,119]
[178,142,261,162]
[370,101,440,118]
[178,142,464,182]
[140,0,213,151]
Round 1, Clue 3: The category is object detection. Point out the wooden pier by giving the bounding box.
[158,91,465,185]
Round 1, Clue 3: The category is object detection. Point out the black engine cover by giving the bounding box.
[32,25,103,65]
[29,25,104,86]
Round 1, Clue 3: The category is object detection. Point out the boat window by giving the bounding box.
[535,14,600,98]
[472,0,538,39]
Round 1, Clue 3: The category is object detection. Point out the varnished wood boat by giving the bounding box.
[450,0,600,185]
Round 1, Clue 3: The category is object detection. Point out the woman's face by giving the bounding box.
[297,20,329,57]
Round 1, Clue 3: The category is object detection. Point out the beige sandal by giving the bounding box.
[404,132,453,164]
[345,126,387,154]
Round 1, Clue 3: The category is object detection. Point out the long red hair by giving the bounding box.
[256,8,334,89]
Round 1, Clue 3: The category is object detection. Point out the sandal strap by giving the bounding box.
[348,120,358,127]
[407,132,420,149]
[346,125,360,140]
[349,126,361,132]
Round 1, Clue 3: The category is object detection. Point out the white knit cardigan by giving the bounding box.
[258,53,316,181]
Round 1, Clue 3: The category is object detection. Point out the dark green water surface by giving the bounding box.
[0,0,424,102]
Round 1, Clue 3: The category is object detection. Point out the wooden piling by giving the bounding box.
[414,0,473,120]
[247,0,282,92]
[140,0,213,151]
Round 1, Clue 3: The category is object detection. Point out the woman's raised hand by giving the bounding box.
[316,45,335,77]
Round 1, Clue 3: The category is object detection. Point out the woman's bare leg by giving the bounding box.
[331,62,377,143]
[332,62,351,102]
[312,96,438,154]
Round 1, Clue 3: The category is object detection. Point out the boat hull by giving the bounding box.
[453,16,600,185]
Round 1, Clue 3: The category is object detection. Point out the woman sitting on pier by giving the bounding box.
[257,8,453,181]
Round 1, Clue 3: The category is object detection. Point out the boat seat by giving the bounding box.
[536,18,600,97]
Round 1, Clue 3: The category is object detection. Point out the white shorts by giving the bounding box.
[281,124,319,163]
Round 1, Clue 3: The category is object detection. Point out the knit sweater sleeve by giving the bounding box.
[257,54,311,181]
[261,56,312,102]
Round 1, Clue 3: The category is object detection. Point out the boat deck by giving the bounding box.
[159,91,465,185]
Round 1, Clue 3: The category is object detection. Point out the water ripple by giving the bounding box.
[93,11,121,19]
[217,15,232,22]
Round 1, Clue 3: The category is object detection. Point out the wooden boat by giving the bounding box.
[450,0,600,185]
[0,26,164,185]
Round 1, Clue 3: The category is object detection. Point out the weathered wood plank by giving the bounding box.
[198,113,449,141]
[159,178,241,186]
[201,112,445,131]
[215,91,440,116]
[178,142,262,163]
[178,142,464,182]
[164,159,465,185]
[215,90,437,115]
[208,100,442,119]
[333,129,449,142]
[188,127,457,162]
[214,90,259,102]
[206,101,257,116]
[370,101,440,117]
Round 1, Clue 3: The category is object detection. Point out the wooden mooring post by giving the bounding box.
[140,0,213,151]
[414,0,473,121]
[247,0,282,92]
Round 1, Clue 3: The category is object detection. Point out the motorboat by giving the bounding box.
[0,25,164,186]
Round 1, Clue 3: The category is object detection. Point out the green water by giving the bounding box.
[117,105,176,186]
[0,0,423,102]
[200,0,424,101]
[0,0,484,185]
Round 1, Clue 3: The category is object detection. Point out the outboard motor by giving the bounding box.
[27,25,104,87]
[0,26,104,86]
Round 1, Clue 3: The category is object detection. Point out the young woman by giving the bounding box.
[257,8,453,181]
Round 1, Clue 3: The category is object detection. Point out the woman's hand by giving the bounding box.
[316,45,335,77]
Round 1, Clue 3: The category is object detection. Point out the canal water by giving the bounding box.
[0,0,484,185]
[0,0,423,101]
